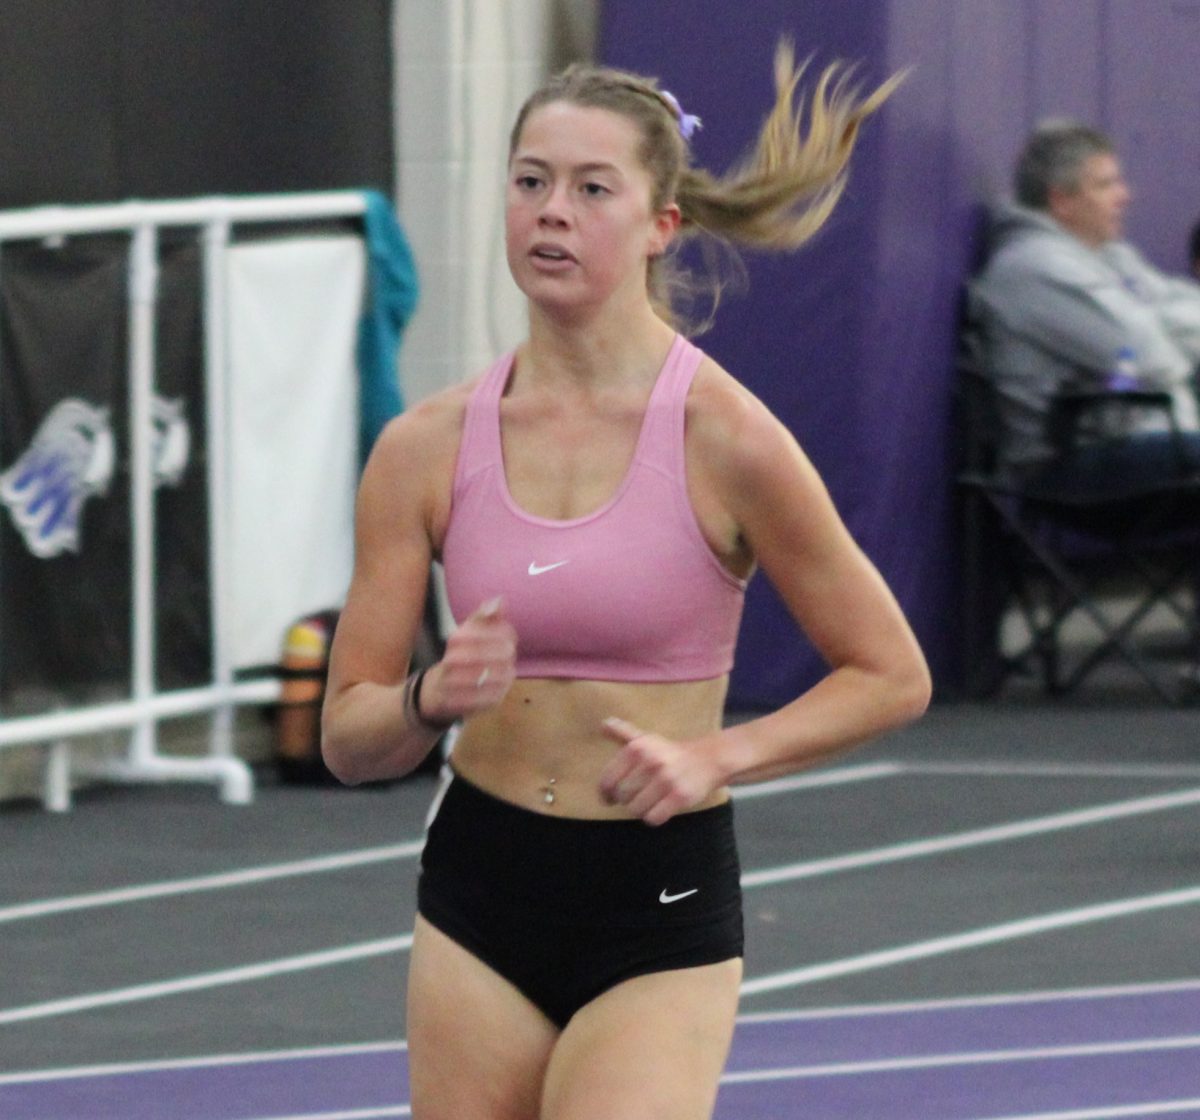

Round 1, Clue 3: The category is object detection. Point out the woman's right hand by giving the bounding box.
[418,598,517,724]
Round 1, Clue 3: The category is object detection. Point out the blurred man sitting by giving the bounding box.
[971,120,1200,498]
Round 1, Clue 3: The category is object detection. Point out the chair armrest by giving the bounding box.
[1047,388,1176,452]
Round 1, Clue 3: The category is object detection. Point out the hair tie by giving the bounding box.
[660,89,702,142]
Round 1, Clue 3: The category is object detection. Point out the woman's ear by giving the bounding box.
[648,203,682,257]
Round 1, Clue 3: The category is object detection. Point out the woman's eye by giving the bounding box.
[582,182,608,197]
[516,175,541,190]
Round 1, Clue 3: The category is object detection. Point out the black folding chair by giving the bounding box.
[956,330,1200,703]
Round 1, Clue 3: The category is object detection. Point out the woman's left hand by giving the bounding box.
[598,717,725,826]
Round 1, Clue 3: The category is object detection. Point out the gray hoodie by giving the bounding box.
[969,201,1200,470]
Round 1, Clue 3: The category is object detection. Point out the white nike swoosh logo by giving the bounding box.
[528,560,569,576]
[659,888,699,904]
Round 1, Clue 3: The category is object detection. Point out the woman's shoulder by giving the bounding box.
[369,364,496,467]
[681,348,830,550]
[377,380,470,447]
[356,368,496,542]
[360,367,497,502]
[686,350,795,476]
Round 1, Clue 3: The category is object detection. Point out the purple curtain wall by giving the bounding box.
[599,0,1199,708]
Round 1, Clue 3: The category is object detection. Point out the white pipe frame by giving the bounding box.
[0,192,369,810]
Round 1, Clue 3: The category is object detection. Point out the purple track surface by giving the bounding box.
[5,984,1199,1120]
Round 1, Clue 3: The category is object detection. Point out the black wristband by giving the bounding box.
[411,668,454,732]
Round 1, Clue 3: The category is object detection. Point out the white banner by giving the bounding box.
[226,236,365,669]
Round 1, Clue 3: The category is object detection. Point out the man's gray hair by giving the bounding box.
[1014,119,1115,209]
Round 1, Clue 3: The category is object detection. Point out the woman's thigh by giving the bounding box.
[406,916,559,1120]
[540,958,743,1120]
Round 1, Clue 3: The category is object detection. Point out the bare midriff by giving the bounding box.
[449,675,731,818]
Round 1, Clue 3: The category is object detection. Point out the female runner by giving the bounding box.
[323,42,930,1120]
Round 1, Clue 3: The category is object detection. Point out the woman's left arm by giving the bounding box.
[715,382,932,783]
[600,372,931,823]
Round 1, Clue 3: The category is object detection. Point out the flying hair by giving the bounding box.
[509,39,906,332]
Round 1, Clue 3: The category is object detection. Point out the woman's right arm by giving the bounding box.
[320,397,515,784]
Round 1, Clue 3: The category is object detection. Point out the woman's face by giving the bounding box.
[505,101,679,320]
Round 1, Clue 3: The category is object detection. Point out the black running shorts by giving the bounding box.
[417,770,744,1029]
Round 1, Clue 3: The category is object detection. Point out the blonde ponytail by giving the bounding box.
[678,42,903,249]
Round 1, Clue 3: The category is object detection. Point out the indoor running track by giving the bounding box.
[5,700,1200,1119]
[4,981,1200,1119]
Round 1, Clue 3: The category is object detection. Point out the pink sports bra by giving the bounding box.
[441,333,747,682]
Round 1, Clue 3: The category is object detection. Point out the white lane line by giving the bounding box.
[9,782,1196,928]
[0,1042,407,1087]
[6,788,1199,1028]
[0,765,889,927]
[2,760,1191,931]
[897,760,1200,781]
[0,936,413,1026]
[7,996,1199,1098]
[736,977,1200,1024]
[12,976,1196,1084]
[0,842,425,926]
[239,1110,410,1120]
[732,762,903,799]
[740,884,1200,996]
[720,1032,1200,1083]
[12,883,1196,1029]
[740,786,1200,888]
[966,1099,1200,1120]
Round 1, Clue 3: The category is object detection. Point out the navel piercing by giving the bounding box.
[542,777,557,805]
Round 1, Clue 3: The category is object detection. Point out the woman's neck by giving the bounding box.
[522,302,676,391]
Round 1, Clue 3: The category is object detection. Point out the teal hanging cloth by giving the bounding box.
[356,190,420,469]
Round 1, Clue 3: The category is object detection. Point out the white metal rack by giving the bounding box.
[0,192,369,810]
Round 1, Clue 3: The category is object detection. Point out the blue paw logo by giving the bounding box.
[0,400,116,558]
